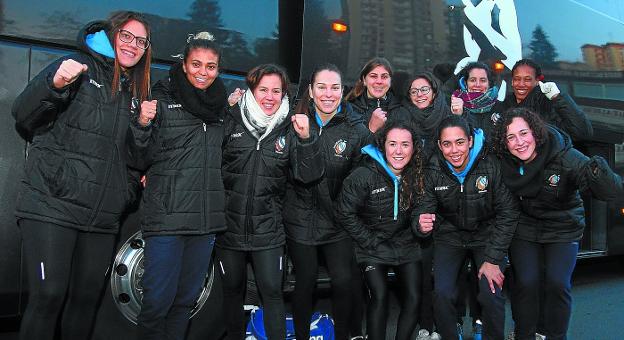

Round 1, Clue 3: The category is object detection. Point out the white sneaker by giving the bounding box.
[415,329,430,340]
[429,331,442,340]
[535,333,546,340]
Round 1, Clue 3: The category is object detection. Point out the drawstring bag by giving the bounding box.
[245,306,334,340]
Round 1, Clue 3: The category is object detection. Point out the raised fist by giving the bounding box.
[53,59,88,89]
[450,95,464,115]
[538,81,560,100]
[291,113,310,139]
[139,100,157,127]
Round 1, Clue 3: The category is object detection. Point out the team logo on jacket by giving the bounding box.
[167,103,182,109]
[476,176,488,192]
[275,135,286,154]
[371,187,386,195]
[490,112,501,125]
[548,174,560,187]
[89,78,103,88]
[334,139,347,157]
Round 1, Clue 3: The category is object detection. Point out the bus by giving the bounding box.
[1,0,623,338]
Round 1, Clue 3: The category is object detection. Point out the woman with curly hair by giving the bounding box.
[336,119,425,340]
[413,115,519,340]
[492,108,621,340]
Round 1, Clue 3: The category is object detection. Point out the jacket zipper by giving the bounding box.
[244,139,261,244]
[202,122,207,232]
[86,94,122,227]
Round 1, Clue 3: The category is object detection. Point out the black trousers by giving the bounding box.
[19,219,116,340]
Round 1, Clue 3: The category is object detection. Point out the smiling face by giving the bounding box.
[512,64,539,103]
[252,74,283,116]
[114,19,148,70]
[505,117,537,162]
[364,65,391,99]
[466,68,489,93]
[310,69,342,115]
[409,78,434,109]
[384,128,414,176]
[183,48,219,90]
[439,126,473,172]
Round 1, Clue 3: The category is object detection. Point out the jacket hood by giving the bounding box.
[441,128,485,184]
[78,21,115,64]
[311,101,360,128]
[545,124,572,161]
[361,144,400,220]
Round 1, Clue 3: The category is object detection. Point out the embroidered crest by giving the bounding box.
[490,112,501,124]
[334,139,347,156]
[275,136,286,154]
[476,175,488,192]
[548,174,560,187]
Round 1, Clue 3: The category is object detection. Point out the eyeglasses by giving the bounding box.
[118,29,150,50]
[408,86,431,96]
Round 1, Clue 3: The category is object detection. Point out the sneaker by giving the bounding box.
[457,323,464,340]
[350,336,365,340]
[506,331,515,340]
[429,331,442,340]
[473,320,483,340]
[415,329,430,340]
[535,333,546,340]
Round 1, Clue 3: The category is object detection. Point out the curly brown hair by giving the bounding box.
[492,107,548,156]
[375,120,425,209]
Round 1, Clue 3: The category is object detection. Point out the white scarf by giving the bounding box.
[239,90,290,142]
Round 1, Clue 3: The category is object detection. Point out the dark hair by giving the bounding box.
[405,71,439,100]
[511,58,543,79]
[436,115,473,142]
[492,107,548,156]
[107,11,152,102]
[184,32,222,64]
[295,63,343,115]
[375,119,425,208]
[345,57,393,101]
[457,61,492,90]
[246,63,290,99]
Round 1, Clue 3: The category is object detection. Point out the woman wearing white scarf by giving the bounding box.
[217,64,322,340]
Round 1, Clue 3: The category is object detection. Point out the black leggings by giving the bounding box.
[362,261,422,340]
[19,219,116,340]
[287,238,354,340]
[216,246,285,340]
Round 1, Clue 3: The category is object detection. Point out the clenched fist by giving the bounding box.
[228,88,245,106]
[291,113,310,139]
[368,107,387,133]
[139,100,157,127]
[418,213,436,234]
[53,59,88,89]
[450,95,464,115]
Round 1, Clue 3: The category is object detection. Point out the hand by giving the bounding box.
[538,81,560,100]
[228,88,245,106]
[139,100,157,127]
[450,96,464,115]
[478,261,504,294]
[291,114,310,139]
[418,213,435,234]
[368,107,387,133]
[52,59,88,89]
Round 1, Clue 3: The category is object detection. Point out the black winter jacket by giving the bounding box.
[127,78,227,236]
[349,91,405,126]
[12,21,140,233]
[500,127,622,243]
[336,161,420,265]
[217,105,323,251]
[284,103,371,245]
[414,145,519,265]
[499,88,593,141]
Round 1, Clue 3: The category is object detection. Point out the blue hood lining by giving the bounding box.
[445,128,484,184]
[85,30,115,59]
[361,144,400,220]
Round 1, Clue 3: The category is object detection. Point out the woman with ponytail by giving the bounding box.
[128,31,227,339]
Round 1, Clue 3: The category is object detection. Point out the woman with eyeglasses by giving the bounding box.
[285,64,371,340]
[492,108,621,340]
[127,32,227,339]
[450,62,501,140]
[216,64,322,340]
[11,11,151,340]
[345,57,404,133]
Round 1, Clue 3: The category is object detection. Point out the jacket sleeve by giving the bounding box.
[566,150,623,201]
[335,168,382,250]
[484,161,520,265]
[550,94,593,140]
[410,168,438,238]
[289,126,324,184]
[125,99,165,172]
[12,56,80,138]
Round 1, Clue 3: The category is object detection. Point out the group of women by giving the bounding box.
[11,10,623,340]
